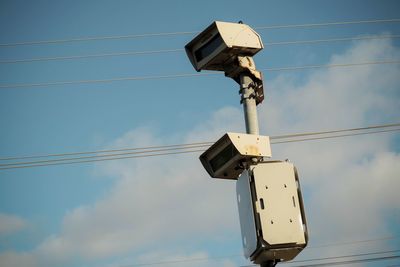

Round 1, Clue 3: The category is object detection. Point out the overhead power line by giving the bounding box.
[254,18,400,30]
[286,255,400,267]
[272,128,400,144]
[262,60,400,72]
[307,235,398,249]
[111,235,400,267]
[1,128,398,170]
[287,249,400,264]
[1,123,398,162]
[120,248,400,267]
[265,34,400,46]
[119,247,400,267]
[242,255,400,267]
[0,144,209,166]
[1,34,399,64]
[0,49,184,64]
[0,60,399,89]
[0,18,399,47]
[242,250,400,266]
[0,149,207,171]
[0,141,214,161]
[0,123,399,170]
[271,123,400,139]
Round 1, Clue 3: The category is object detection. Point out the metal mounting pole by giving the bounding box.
[240,74,260,135]
[260,261,278,267]
[240,74,275,267]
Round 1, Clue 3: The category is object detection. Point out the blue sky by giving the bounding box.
[0,0,399,267]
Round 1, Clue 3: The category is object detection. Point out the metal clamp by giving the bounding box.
[225,56,265,105]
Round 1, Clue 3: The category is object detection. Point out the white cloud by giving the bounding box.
[31,111,243,265]
[125,250,237,267]
[2,36,400,267]
[0,251,37,267]
[262,36,400,132]
[0,213,27,236]
[308,151,400,241]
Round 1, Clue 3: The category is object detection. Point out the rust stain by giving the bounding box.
[245,145,260,155]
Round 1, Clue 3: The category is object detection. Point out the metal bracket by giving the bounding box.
[225,56,265,105]
[239,84,256,104]
[239,81,264,105]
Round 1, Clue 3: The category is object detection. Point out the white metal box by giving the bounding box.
[236,161,308,263]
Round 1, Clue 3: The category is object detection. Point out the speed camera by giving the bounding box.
[199,132,271,180]
[236,161,308,263]
[185,21,263,72]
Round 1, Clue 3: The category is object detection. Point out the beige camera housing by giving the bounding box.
[199,132,271,180]
[185,21,263,72]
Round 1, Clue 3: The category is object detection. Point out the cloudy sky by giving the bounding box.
[0,1,399,267]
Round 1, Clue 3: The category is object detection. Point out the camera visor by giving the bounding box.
[209,143,239,172]
[195,33,224,62]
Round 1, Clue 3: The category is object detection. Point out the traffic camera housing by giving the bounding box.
[185,21,264,72]
[199,132,271,180]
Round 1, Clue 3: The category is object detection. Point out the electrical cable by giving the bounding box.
[0,144,210,167]
[288,249,400,264]
[119,249,400,267]
[286,255,400,267]
[0,72,210,89]
[242,255,400,267]
[271,122,400,140]
[1,126,399,167]
[84,235,395,267]
[0,124,398,170]
[0,49,184,64]
[0,149,206,170]
[263,60,400,73]
[1,34,399,64]
[0,18,399,47]
[241,251,400,266]
[254,18,400,30]
[118,253,241,267]
[1,60,399,89]
[307,235,398,249]
[272,128,400,144]
[265,34,400,46]
[1,122,398,162]
[0,141,214,161]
